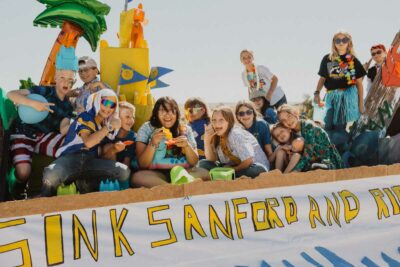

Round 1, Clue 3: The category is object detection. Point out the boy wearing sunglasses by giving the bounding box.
[42,89,131,197]
[7,46,76,199]
[365,44,386,93]
[69,56,110,114]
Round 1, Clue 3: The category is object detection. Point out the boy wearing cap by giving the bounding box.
[7,46,76,199]
[70,56,110,114]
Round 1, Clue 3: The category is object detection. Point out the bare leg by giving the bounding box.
[14,163,31,183]
[131,170,168,188]
[275,149,288,172]
[284,153,302,173]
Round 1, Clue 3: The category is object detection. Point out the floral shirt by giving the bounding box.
[293,120,344,171]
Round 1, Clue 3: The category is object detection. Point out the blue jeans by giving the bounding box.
[42,152,130,196]
[198,159,267,178]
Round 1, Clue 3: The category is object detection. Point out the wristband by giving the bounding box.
[106,123,114,132]
[314,91,320,95]
[149,140,158,149]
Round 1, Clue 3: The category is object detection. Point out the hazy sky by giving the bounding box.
[1,0,399,103]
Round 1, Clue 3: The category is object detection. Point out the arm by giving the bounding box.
[356,78,364,113]
[203,124,218,161]
[266,75,278,101]
[181,140,199,166]
[136,129,164,168]
[102,143,118,161]
[80,127,110,149]
[264,144,274,162]
[233,158,253,172]
[7,89,54,112]
[59,118,71,136]
[314,77,326,104]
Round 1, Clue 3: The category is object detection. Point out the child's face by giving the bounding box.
[158,103,177,129]
[371,49,386,64]
[55,70,75,97]
[273,126,291,144]
[241,52,254,66]
[119,108,135,131]
[252,97,264,111]
[334,34,350,54]
[186,104,205,122]
[278,111,298,130]
[79,67,98,84]
[237,106,254,127]
[98,96,117,119]
[211,111,229,136]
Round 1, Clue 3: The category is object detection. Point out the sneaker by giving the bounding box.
[310,163,329,170]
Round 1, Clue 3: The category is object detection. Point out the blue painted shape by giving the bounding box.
[282,260,295,267]
[315,246,354,267]
[361,257,379,267]
[381,252,400,267]
[260,260,271,267]
[300,252,324,267]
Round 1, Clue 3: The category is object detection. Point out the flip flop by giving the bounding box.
[170,166,195,185]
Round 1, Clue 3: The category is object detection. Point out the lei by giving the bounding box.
[336,54,356,85]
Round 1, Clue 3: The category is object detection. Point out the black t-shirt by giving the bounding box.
[318,54,366,90]
[367,65,378,82]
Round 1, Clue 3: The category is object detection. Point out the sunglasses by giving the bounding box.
[237,110,253,117]
[334,37,350,45]
[371,50,383,57]
[100,98,116,109]
[188,107,203,114]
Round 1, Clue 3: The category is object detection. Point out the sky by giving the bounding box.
[0,0,399,104]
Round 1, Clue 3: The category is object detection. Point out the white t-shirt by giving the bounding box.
[242,65,285,105]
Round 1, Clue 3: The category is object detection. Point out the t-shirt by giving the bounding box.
[367,65,378,82]
[216,127,270,170]
[13,86,73,138]
[189,119,208,160]
[318,54,366,90]
[74,78,109,113]
[56,110,113,157]
[242,65,285,105]
[112,130,136,163]
[136,122,197,169]
[246,119,271,149]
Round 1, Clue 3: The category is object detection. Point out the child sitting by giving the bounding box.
[70,56,109,114]
[102,101,136,167]
[184,97,211,160]
[271,123,304,173]
[7,46,76,199]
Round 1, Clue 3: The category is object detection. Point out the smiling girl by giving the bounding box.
[200,106,269,178]
[314,31,366,131]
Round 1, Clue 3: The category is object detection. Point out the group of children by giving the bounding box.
[6,29,388,200]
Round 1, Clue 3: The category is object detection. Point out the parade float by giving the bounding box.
[0,2,400,265]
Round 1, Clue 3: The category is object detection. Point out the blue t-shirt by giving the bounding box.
[189,119,208,160]
[113,130,136,163]
[14,86,73,137]
[246,119,271,149]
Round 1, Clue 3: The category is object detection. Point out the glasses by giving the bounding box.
[100,98,116,109]
[237,110,253,117]
[188,107,203,114]
[334,37,350,45]
[371,50,383,57]
[159,108,176,116]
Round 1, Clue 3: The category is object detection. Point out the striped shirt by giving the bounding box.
[56,110,103,157]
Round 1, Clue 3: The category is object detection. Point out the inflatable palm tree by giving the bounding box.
[34,0,110,86]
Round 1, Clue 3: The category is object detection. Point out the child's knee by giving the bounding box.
[14,163,31,182]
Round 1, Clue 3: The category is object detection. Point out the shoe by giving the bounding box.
[170,166,195,185]
[311,163,329,170]
[11,181,28,200]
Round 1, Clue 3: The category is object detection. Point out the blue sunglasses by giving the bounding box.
[101,98,116,109]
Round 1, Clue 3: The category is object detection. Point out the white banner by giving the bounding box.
[1,175,400,266]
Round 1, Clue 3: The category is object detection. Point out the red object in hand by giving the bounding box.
[164,139,176,146]
[123,140,134,146]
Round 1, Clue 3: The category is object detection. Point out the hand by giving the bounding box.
[89,82,105,92]
[151,128,165,146]
[173,136,190,148]
[314,93,321,105]
[204,124,216,143]
[113,142,126,153]
[66,89,80,98]
[110,116,121,130]
[30,100,55,113]
[281,145,292,152]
